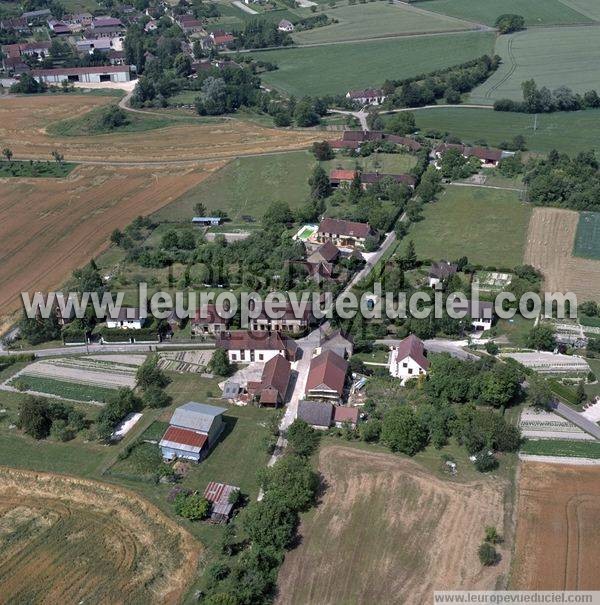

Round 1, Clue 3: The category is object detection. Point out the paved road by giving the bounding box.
[232,0,258,14]
[552,401,600,440]
[328,108,369,131]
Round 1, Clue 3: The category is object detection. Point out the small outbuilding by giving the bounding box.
[204,481,240,523]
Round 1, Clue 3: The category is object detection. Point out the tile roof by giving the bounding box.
[347,88,384,99]
[333,406,359,424]
[429,260,458,280]
[393,334,429,370]
[329,169,357,182]
[318,217,372,239]
[306,350,348,396]
[298,400,333,428]
[216,331,298,358]
[307,240,339,264]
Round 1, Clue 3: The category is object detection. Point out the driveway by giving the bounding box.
[232,0,258,14]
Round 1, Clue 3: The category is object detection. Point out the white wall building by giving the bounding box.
[389,334,430,384]
[31,65,131,84]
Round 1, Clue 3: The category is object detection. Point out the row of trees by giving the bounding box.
[495,79,600,114]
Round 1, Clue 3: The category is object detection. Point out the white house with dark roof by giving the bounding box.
[448,299,494,332]
[160,402,227,462]
[105,308,146,330]
[389,334,429,384]
[428,260,458,287]
[278,19,294,32]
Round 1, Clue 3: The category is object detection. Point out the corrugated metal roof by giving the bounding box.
[170,402,227,432]
[159,426,207,453]
[204,481,239,516]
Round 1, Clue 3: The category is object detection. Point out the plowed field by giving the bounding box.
[0,467,201,605]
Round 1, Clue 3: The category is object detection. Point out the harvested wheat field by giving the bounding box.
[511,462,600,589]
[276,446,509,605]
[0,95,319,163]
[524,207,600,301]
[0,163,221,319]
[0,467,201,604]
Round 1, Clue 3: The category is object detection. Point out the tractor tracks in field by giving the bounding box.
[484,36,517,100]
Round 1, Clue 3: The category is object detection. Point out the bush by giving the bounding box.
[174,492,211,521]
[474,451,499,472]
[478,542,499,566]
[209,348,232,377]
[286,419,320,457]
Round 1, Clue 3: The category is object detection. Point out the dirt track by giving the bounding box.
[0,95,319,163]
[511,462,600,589]
[276,445,509,605]
[0,162,222,318]
[0,467,201,605]
[524,207,600,301]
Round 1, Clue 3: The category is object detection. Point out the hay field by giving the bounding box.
[471,27,600,104]
[511,462,600,589]
[0,163,222,320]
[0,95,319,162]
[524,207,600,301]
[276,446,509,605]
[0,466,201,604]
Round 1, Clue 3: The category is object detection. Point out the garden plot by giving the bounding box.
[473,271,512,293]
[14,357,138,389]
[157,350,213,373]
[519,407,593,441]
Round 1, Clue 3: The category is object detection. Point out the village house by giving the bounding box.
[428,260,458,287]
[389,334,430,384]
[298,400,333,430]
[320,330,354,358]
[305,349,348,403]
[31,65,131,84]
[105,308,146,330]
[333,405,359,428]
[216,330,299,363]
[328,130,422,153]
[159,402,226,462]
[448,299,495,331]
[433,143,504,168]
[304,240,339,280]
[247,354,292,407]
[2,41,51,63]
[203,482,240,523]
[346,88,386,106]
[278,19,294,32]
[191,304,230,335]
[64,12,93,28]
[177,14,204,34]
[207,30,235,49]
[316,217,374,249]
[249,300,314,333]
[76,37,114,54]
[47,19,71,35]
[89,16,125,38]
[329,169,358,188]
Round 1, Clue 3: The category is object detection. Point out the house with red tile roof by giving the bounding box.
[247,354,291,407]
[333,405,359,428]
[389,334,429,384]
[191,304,230,335]
[216,330,299,363]
[305,350,348,402]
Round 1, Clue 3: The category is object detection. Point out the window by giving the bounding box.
[231,354,237,361]
[402,362,408,368]
[258,354,263,361]
[408,368,413,374]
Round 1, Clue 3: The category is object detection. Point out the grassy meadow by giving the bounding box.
[292,2,472,45]
[415,0,592,26]
[470,27,600,104]
[153,150,314,224]
[573,211,600,260]
[249,31,494,96]
[401,184,531,267]
[406,106,600,155]
[322,152,417,174]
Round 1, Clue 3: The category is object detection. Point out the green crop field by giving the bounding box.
[521,439,600,459]
[401,184,531,267]
[323,152,416,174]
[405,106,600,155]
[415,0,592,26]
[574,212,600,259]
[249,31,494,97]
[470,27,600,104]
[153,151,313,224]
[292,2,472,45]
[8,375,115,403]
[560,0,600,21]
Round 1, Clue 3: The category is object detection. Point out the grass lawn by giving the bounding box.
[46,105,215,136]
[470,27,600,104]
[8,375,115,403]
[401,184,531,267]
[292,2,472,45]
[496,315,534,348]
[407,106,600,155]
[585,358,600,398]
[322,152,416,174]
[416,0,592,26]
[521,439,600,459]
[249,31,494,97]
[0,160,77,178]
[152,151,314,224]
[573,211,600,260]
[562,0,600,20]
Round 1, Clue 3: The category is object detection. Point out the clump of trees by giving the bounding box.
[524,149,600,211]
[96,388,143,442]
[17,396,86,441]
[495,14,525,34]
[209,348,232,377]
[10,73,47,94]
[495,78,600,114]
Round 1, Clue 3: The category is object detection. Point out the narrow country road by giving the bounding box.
[552,401,600,440]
